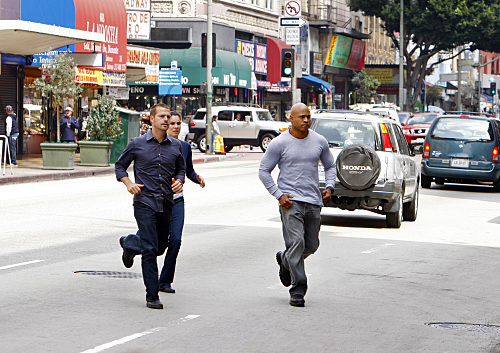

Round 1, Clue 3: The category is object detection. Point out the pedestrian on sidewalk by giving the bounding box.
[60,107,79,143]
[5,105,19,166]
[115,103,185,310]
[258,102,336,307]
[158,111,205,294]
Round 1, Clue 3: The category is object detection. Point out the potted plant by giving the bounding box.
[35,52,83,170]
[79,94,123,166]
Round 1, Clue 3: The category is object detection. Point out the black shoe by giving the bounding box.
[146,299,163,309]
[119,236,134,268]
[159,285,175,294]
[276,251,291,287]
[289,294,305,307]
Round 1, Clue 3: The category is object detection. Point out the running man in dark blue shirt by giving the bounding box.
[115,103,185,310]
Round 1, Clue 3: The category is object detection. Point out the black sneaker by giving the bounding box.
[289,294,305,307]
[119,236,134,268]
[146,299,163,309]
[159,285,175,294]
[276,251,291,287]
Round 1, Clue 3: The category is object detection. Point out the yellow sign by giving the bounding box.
[325,35,338,67]
[365,68,395,85]
[75,67,103,85]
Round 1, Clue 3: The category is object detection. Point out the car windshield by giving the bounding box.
[431,118,494,141]
[313,119,379,149]
[256,110,273,121]
[407,114,438,125]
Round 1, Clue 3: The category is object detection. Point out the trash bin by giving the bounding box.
[110,107,141,164]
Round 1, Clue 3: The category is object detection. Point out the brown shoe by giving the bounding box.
[146,299,163,309]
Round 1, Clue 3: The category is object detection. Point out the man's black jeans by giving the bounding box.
[133,201,172,302]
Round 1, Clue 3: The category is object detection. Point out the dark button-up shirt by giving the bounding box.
[115,130,186,212]
[60,116,79,142]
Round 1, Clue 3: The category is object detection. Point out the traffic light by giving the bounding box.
[491,82,497,96]
[202,33,216,68]
[281,48,295,78]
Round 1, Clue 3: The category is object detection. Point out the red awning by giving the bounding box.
[267,38,291,84]
[73,0,127,72]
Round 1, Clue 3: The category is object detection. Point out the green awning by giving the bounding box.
[160,48,252,89]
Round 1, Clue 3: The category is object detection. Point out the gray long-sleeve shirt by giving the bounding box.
[258,129,336,207]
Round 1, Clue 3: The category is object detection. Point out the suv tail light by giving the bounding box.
[380,123,392,152]
[423,142,430,158]
[493,146,499,162]
[190,121,196,126]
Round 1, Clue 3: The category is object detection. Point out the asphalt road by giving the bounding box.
[1,153,500,353]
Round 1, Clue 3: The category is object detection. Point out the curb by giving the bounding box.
[0,153,239,185]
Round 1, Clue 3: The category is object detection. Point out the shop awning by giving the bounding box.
[299,74,331,94]
[0,20,104,56]
[160,48,252,89]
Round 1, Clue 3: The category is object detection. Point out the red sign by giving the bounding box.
[346,39,365,71]
[74,0,127,72]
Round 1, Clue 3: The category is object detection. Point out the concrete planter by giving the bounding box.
[78,140,114,167]
[40,142,78,170]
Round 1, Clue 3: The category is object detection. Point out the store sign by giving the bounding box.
[74,0,127,72]
[103,71,127,86]
[159,69,183,95]
[126,11,150,39]
[235,40,268,75]
[326,34,353,68]
[75,67,103,85]
[123,0,150,10]
[346,39,365,70]
[127,46,159,67]
[365,68,397,85]
[310,52,323,75]
[105,86,130,99]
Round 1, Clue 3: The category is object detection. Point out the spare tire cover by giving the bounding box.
[336,144,381,190]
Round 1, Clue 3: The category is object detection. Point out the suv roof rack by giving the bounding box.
[212,102,261,108]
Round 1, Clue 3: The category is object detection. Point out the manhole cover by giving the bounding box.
[426,322,500,334]
[74,271,142,279]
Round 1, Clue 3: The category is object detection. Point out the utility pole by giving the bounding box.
[291,45,298,104]
[205,0,213,155]
[457,48,462,111]
[398,0,404,111]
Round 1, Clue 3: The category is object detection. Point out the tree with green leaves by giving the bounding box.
[85,94,123,141]
[348,0,500,111]
[351,69,381,103]
[426,85,442,106]
[34,52,83,142]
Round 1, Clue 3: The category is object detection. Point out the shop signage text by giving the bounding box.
[127,46,159,67]
[123,0,150,10]
[235,40,268,75]
[127,11,150,39]
[159,69,183,95]
[75,67,103,85]
[326,34,365,71]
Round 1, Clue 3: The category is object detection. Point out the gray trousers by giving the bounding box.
[279,201,321,296]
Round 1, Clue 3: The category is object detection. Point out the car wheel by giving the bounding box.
[197,134,207,153]
[386,192,403,228]
[493,178,500,192]
[421,174,432,188]
[403,185,418,221]
[336,144,381,190]
[224,145,234,153]
[260,134,275,152]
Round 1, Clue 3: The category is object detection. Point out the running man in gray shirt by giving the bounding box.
[259,102,336,307]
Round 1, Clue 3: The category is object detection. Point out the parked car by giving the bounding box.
[403,113,439,153]
[421,114,500,191]
[188,103,289,152]
[312,111,419,228]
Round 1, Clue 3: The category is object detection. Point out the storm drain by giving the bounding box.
[426,322,500,334]
[74,270,142,279]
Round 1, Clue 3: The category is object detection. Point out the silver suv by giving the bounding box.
[188,103,289,152]
[312,111,420,228]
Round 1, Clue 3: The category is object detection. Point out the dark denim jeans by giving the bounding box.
[8,132,18,165]
[279,201,321,296]
[159,197,184,288]
[128,201,172,302]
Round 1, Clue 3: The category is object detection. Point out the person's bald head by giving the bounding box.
[289,102,311,137]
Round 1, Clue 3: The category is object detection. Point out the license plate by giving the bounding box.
[451,158,469,168]
[413,138,425,144]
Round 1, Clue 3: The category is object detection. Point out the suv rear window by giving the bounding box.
[431,118,494,141]
[193,111,205,120]
[256,111,273,121]
[313,119,380,150]
[407,114,438,125]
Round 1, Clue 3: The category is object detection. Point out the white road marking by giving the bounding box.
[80,315,200,353]
[0,260,44,271]
[361,243,395,254]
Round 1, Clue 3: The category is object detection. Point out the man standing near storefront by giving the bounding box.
[60,107,79,143]
[258,102,336,307]
[115,103,185,310]
[5,105,19,166]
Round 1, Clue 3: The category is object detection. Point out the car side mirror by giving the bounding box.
[245,115,250,122]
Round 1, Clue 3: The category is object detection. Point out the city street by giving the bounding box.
[1,152,500,353]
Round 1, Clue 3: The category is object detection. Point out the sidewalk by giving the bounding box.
[0,151,234,185]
